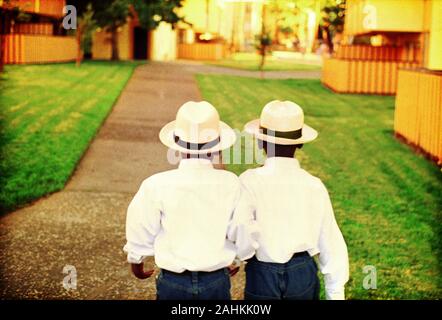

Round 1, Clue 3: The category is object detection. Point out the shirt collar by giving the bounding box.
[264,157,300,169]
[178,158,214,169]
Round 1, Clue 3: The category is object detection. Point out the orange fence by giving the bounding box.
[322,58,420,94]
[13,23,54,35]
[335,45,422,64]
[394,69,442,164]
[177,43,227,61]
[4,34,76,64]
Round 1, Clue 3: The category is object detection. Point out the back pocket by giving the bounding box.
[284,259,319,300]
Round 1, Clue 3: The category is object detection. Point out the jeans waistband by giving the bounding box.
[161,268,227,277]
[250,251,310,262]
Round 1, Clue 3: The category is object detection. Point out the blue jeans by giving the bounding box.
[156,268,231,300]
[245,252,320,300]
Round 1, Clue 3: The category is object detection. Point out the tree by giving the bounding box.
[256,4,272,74]
[89,0,185,61]
[132,0,184,30]
[320,0,345,53]
[93,0,132,61]
[267,0,301,46]
[75,4,96,66]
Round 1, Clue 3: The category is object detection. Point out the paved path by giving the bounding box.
[0,61,319,299]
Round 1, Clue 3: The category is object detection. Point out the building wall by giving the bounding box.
[2,0,77,64]
[324,0,441,94]
[0,0,66,17]
[178,0,262,51]
[180,0,222,33]
[345,0,425,35]
[427,0,442,70]
[343,0,441,70]
[150,22,176,61]
[92,20,177,61]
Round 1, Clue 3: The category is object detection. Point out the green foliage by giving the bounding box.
[280,26,294,35]
[0,61,141,213]
[197,74,442,299]
[321,0,346,34]
[93,0,132,31]
[132,0,185,30]
[267,0,302,31]
[78,4,96,53]
[69,0,185,31]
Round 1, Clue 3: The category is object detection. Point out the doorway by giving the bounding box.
[133,26,148,60]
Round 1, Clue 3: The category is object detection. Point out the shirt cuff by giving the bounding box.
[325,288,345,300]
[127,252,148,264]
[123,243,154,264]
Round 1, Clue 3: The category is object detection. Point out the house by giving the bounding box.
[92,0,264,61]
[322,0,441,94]
[321,0,441,163]
[1,0,76,64]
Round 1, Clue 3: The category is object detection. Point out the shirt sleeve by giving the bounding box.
[227,178,260,261]
[317,184,350,300]
[123,179,162,264]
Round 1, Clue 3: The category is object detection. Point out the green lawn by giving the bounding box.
[0,61,141,213]
[196,75,442,299]
[208,52,321,71]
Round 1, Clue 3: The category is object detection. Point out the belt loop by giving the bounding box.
[191,272,198,296]
[191,272,198,285]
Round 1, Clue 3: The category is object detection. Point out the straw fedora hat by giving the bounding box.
[159,101,236,154]
[244,100,318,145]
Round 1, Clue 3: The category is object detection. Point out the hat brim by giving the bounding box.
[159,120,237,155]
[244,119,318,145]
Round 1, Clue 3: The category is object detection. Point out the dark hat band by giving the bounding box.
[259,126,303,140]
[173,133,220,151]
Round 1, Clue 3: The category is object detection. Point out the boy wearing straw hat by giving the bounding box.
[241,100,349,300]
[123,101,258,300]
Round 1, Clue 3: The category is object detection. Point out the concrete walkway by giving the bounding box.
[0,61,319,299]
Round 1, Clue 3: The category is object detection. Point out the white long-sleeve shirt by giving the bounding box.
[124,158,258,273]
[239,157,349,300]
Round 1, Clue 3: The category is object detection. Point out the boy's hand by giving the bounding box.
[131,263,154,279]
[228,264,240,277]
